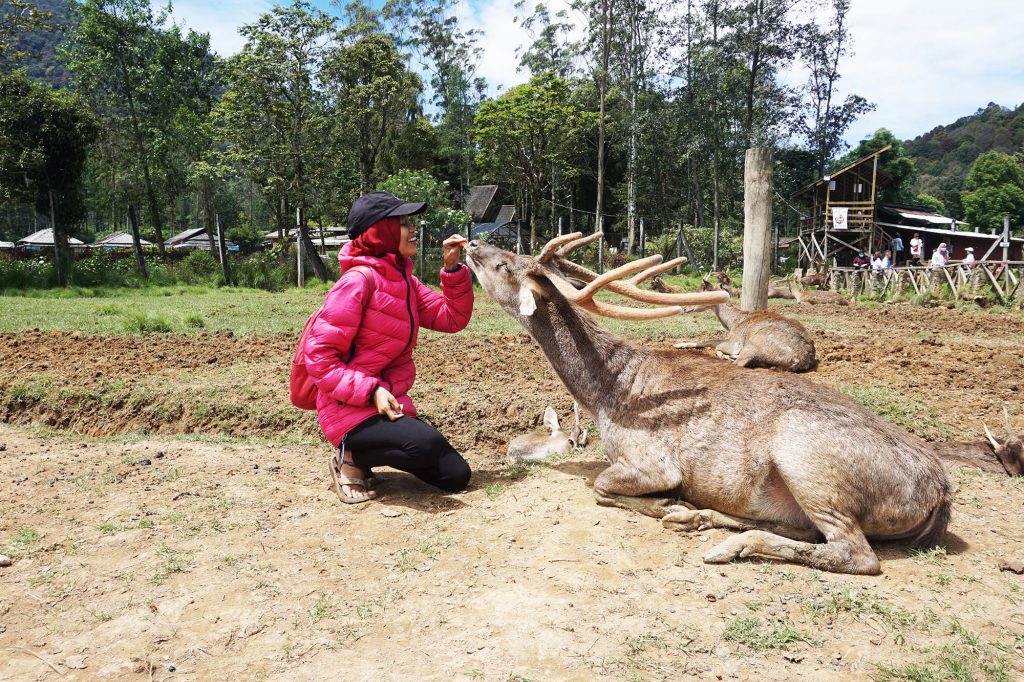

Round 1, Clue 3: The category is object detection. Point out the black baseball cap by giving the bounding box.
[347,191,427,239]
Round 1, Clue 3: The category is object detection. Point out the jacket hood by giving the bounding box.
[338,241,413,277]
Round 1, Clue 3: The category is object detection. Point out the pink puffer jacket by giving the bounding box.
[303,243,474,446]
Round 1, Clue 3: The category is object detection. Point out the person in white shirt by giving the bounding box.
[909,233,923,265]
[871,251,885,272]
[962,247,976,268]
[930,242,948,269]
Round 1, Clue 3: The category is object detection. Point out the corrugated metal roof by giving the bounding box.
[463,185,498,222]
[90,231,152,247]
[16,228,85,246]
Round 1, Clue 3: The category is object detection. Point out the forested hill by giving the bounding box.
[906,102,1024,219]
[14,0,76,88]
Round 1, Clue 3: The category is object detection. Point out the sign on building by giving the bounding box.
[832,206,848,230]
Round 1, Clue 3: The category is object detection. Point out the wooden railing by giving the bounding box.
[827,262,1024,303]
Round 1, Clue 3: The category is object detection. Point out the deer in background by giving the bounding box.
[466,232,962,575]
[787,279,849,306]
[673,296,817,372]
[701,270,795,300]
[507,402,588,464]
[933,408,1024,477]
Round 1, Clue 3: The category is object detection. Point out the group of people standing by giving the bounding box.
[853,232,976,271]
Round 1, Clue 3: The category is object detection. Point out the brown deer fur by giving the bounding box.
[788,280,849,306]
[675,303,817,372]
[467,238,953,575]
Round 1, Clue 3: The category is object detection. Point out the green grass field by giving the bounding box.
[0,276,722,340]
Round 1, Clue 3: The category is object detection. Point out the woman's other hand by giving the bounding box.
[442,235,468,270]
[373,386,404,421]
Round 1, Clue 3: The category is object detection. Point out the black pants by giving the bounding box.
[343,415,471,493]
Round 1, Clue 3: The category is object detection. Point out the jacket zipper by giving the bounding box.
[400,268,415,354]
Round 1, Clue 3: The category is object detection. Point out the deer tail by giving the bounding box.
[910,478,953,549]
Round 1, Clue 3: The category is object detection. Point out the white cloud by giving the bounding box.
[838,0,1024,143]
[166,0,273,57]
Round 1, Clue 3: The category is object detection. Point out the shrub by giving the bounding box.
[0,256,57,289]
[123,312,172,333]
[176,250,220,284]
[184,313,205,329]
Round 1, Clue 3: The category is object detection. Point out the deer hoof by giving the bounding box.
[662,509,710,532]
[703,536,749,564]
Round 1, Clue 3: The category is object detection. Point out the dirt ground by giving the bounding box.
[1,300,1023,680]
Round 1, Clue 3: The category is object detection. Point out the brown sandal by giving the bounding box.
[328,450,378,504]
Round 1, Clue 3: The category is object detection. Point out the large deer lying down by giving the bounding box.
[466,233,966,575]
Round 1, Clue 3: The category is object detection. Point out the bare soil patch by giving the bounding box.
[1,301,1023,680]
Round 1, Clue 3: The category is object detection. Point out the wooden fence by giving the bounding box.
[827,262,1024,304]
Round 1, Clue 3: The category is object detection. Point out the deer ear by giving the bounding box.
[543,405,560,432]
[518,274,549,316]
[518,281,538,316]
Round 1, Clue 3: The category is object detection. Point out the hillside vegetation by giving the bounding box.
[906,102,1024,218]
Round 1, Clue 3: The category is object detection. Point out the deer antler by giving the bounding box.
[537,232,728,320]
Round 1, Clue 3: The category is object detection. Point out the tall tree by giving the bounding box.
[0,73,97,286]
[323,33,422,191]
[514,1,576,78]
[730,0,801,147]
[64,0,169,251]
[411,0,486,198]
[797,0,873,177]
[219,0,335,281]
[473,73,595,250]
[573,0,616,232]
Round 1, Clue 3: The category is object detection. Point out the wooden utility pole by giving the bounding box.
[216,214,231,285]
[127,205,148,279]
[741,148,773,312]
[1003,216,1011,292]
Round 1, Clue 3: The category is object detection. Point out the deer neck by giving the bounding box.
[713,303,745,331]
[520,296,647,414]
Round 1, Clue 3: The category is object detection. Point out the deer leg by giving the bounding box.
[593,459,687,519]
[596,494,694,519]
[702,524,881,576]
[661,508,821,542]
[673,338,723,350]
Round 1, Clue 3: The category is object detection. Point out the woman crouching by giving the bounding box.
[304,191,474,503]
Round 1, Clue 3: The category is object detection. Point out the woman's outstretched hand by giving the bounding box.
[373,386,404,421]
[443,235,468,270]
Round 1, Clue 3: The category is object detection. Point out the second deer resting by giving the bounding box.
[669,275,817,372]
[466,233,1020,575]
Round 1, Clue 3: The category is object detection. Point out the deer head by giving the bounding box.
[983,407,1024,476]
[466,232,728,321]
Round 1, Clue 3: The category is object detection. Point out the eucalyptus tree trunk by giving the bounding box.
[49,189,68,288]
[127,204,148,279]
[595,0,614,233]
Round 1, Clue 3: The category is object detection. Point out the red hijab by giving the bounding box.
[348,216,404,266]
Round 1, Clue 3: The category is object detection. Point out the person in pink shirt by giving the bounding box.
[304,192,474,503]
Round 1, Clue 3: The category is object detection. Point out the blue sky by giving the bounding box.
[167,0,1024,147]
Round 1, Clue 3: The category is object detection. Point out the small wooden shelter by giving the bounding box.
[791,145,893,267]
[90,231,152,249]
[166,227,238,252]
[16,228,86,249]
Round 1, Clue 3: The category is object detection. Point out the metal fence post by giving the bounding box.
[418,221,425,278]
[296,206,304,288]
[639,217,645,258]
